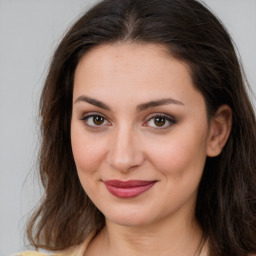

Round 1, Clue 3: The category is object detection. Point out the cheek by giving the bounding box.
[71,123,106,176]
[145,125,208,181]
[71,125,109,200]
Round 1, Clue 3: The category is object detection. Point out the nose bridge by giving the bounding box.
[107,123,144,172]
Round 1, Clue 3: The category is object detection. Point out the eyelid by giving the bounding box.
[80,112,111,129]
[79,112,176,130]
[147,113,176,122]
[143,113,177,129]
[80,111,106,120]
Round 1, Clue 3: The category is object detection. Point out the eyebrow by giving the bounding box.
[137,98,184,112]
[74,95,184,112]
[74,95,111,111]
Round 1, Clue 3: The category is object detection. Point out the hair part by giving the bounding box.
[27,0,256,255]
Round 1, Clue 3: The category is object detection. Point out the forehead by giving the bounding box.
[73,42,204,110]
[74,43,192,87]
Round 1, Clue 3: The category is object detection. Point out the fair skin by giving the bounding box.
[71,43,232,256]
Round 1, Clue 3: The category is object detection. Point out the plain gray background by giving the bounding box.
[0,1,255,255]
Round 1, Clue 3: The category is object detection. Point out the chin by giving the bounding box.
[102,205,159,227]
[107,215,152,227]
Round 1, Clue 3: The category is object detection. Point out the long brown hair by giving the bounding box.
[27,0,256,255]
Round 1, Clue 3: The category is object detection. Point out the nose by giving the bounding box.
[106,126,144,172]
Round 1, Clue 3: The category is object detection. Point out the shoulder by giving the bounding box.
[14,252,50,256]
[15,231,97,256]
[14,251,69,256]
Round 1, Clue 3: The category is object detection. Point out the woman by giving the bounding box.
[18,0,256,255]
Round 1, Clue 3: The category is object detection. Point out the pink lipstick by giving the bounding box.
[104,180,156,198]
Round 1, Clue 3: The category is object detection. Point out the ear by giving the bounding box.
[207,105,232,157]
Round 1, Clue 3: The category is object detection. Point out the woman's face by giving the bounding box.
[71,43,212,227]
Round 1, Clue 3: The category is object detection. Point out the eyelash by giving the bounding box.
[80,113,176,130]
[81,113,111,129]
[144,113,176,129]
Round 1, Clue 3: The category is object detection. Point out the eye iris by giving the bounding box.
[93,116,104,125]
[154,117,166,127]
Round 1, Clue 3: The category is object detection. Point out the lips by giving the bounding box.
[104,180,157,198]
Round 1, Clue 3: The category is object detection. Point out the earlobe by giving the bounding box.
[207,105,232,157]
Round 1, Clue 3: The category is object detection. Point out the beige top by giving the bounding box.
[16,231,211,256]
[16,232,96,256]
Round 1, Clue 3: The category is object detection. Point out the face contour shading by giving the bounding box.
[71,43,211,228]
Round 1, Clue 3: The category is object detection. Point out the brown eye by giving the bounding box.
[82,114,109,128]
[93,115,105,125]
[154,117,166,127]
[146,114,176,129]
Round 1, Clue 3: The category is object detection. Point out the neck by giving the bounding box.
[87,213,204,256]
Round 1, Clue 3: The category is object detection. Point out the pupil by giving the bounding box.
[154,117,165,127]
[93,116,104,125]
